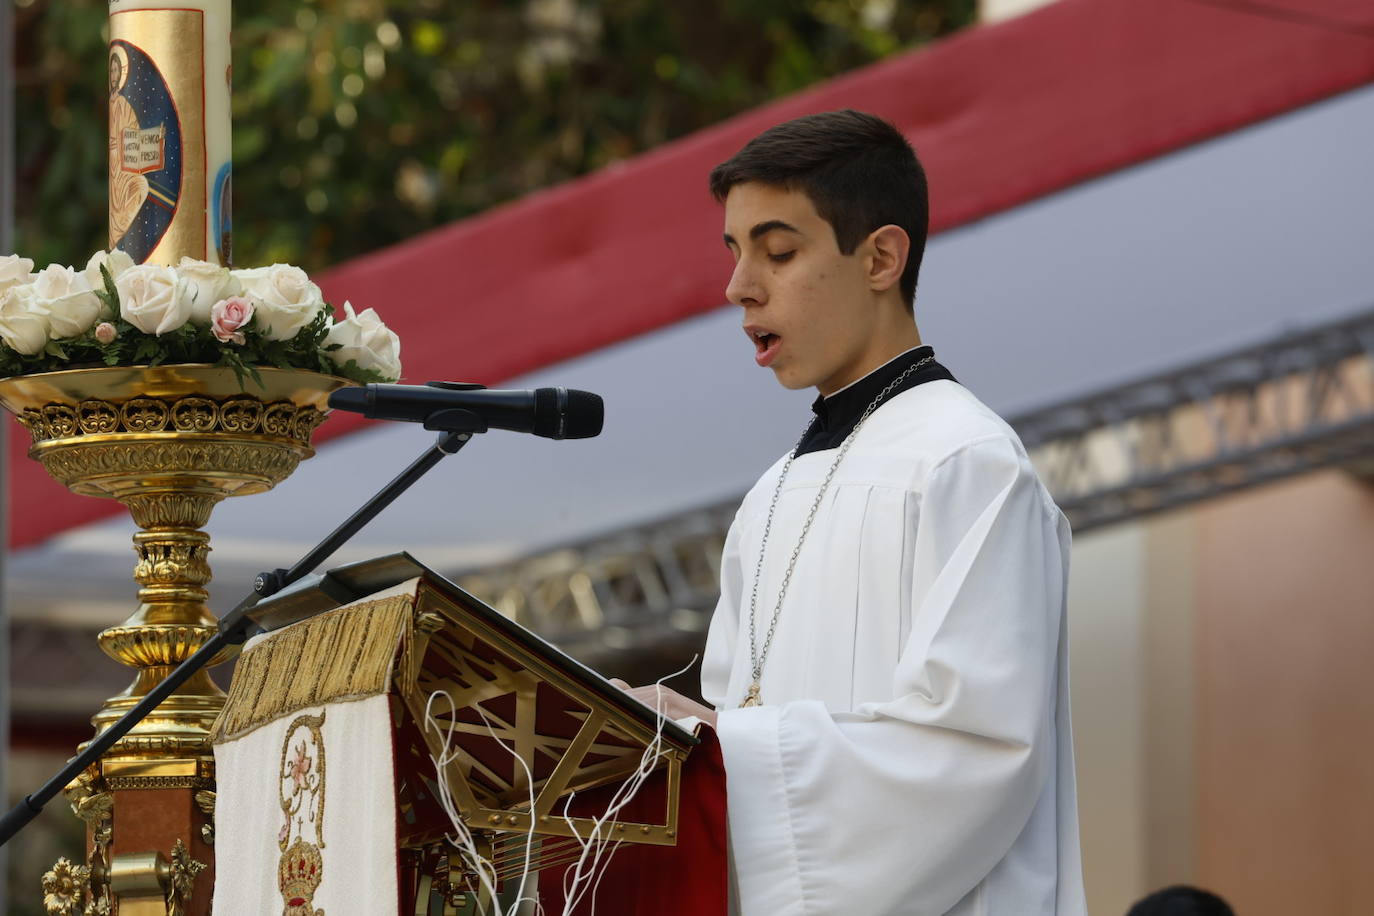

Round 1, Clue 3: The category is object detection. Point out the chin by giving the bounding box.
[771,365,820,391]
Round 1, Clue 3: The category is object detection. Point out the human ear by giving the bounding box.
[866,225,909,294]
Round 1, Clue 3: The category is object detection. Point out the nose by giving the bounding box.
[725,257,763,307]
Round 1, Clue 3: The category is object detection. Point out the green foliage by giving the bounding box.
[13,0,974,272]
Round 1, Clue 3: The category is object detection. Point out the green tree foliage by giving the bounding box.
[13,0,974,273]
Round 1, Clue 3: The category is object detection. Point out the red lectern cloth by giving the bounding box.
[539,727,728,916]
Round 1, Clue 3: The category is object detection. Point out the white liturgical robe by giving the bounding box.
[701,378,1087,916]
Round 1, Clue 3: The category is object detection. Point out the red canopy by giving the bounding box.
[10,0,1374,547]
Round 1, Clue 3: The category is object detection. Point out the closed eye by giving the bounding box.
[768,251,795,264]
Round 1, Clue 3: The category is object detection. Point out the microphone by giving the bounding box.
[328,382,604,439]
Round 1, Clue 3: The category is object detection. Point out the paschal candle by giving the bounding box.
[107,0,231,266]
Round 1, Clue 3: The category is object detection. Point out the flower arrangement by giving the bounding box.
[0,251,401,386]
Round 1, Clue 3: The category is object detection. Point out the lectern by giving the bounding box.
[208,554,726,915]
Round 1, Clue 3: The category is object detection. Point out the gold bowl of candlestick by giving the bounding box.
[0,364,347,760]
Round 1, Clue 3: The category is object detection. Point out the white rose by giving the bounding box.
[232,264,325,341]
[116,264,192,336]
[0,284,52,356]
[0,254,35,296]
[33,264,106,338]
[178,257,242,325]
[324,301,402,381]
[83,249,135,292]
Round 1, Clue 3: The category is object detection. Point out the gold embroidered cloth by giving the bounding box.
[210,581,418,915]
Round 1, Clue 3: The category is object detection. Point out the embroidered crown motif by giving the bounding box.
[277,838,324,915]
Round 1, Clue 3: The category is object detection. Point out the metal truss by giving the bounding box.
[1011,307,1374,531]
[453,504,735,664]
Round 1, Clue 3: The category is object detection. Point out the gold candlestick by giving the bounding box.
[1,365,346,916]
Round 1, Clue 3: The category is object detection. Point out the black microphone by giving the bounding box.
[328,382,604,439]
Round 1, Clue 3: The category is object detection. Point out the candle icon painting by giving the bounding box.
[108,1,230,265]
[108,39,183,263]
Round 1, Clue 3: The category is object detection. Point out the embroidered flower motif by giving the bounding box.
[289,739,313,790]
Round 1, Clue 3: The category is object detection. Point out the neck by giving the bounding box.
[816,318,923,397]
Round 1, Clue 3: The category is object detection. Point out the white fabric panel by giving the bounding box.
[213,693,399,915]
[702,381,1085,915]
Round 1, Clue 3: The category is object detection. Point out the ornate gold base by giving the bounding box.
[0,365,344,757]
[0,365,350,916]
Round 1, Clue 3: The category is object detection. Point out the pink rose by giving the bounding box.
[210,296,254,345]
[94,322,118,344]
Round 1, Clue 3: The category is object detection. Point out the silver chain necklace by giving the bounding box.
[740,354,935,708]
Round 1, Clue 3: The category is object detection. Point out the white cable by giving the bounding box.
[423,689,503,914]
[467,700,544,916]
[424,655,699,916]
[558,656,699,915]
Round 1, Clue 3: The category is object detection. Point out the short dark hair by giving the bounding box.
[709,109,929,308]
[1126,886,1235,916]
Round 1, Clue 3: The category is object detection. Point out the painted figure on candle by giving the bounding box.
[108,39,182,263]
[108,44,147,244]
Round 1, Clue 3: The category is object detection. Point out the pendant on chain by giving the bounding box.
[741,682,762,708]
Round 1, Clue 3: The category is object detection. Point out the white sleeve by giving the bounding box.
[700,508,744,710]
[715,436,1067,915]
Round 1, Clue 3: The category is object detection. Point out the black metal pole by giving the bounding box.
[0,428,472,847]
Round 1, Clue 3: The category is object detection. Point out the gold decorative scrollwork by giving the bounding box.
[261,402,298,437]
[293,409,327,440]
[77,399,120,434]
[220,397,263,432]
[171,396,217,431]
[133,533,212,588]
[38,440,306,494]
[20,393,325,448]
[43,404,78,437]
[121,397,170,432]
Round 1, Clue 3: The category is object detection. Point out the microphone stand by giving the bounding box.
[0,426,474,846]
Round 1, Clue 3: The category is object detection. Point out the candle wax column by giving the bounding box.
[107,0,231,266]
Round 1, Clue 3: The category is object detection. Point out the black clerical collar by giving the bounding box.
[795,346,955,457]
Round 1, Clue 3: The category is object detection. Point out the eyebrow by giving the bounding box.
[723,219,802,247]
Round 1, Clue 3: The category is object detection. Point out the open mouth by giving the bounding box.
[751,329,781,367]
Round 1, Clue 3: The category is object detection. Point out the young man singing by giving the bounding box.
[620,110,1086,915]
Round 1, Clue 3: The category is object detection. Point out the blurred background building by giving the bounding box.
[5,0,1374,913]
